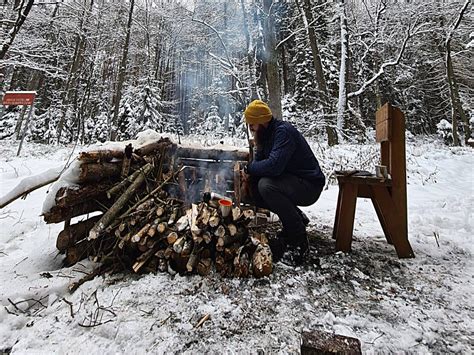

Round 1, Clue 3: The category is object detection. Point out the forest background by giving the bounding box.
[1,0,472,146]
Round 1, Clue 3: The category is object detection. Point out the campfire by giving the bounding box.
[43,137,273,288]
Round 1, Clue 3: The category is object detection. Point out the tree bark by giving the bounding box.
[336,2,348,142]
[0,0,34,60]
[445,0,470,146]
[262,0,282,119]
[110,0,135,141]
[299,0,338,145]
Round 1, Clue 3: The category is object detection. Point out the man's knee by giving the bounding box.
[257,177,275,198]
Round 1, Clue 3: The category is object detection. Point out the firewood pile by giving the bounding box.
[43,137,273,280]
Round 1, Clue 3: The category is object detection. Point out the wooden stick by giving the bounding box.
[106,165,150,199]
[88,164,153,240]
[194,313,210,329]
[118,166,186,220]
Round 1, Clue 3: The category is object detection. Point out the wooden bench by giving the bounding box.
[332,103,415,258]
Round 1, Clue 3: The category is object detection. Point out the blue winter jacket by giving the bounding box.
[247,118,325,187]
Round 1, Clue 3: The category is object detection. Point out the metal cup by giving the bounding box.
[218,199,232,217]
[375,165,388,178]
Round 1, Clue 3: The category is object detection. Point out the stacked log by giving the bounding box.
[44,138,272,278]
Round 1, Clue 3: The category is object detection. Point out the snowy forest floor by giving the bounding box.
[0,136,473,354]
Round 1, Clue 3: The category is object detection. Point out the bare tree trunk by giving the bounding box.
[262,0,282,119]
[0,0,34,60]
[336,2,348,142]
[110,0,135,141]
[56,0,93,143]
[298,0,338,145]
[240,0,258,100]
[445,0,470,146]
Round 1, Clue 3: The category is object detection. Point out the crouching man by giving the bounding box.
[242,100,325,265]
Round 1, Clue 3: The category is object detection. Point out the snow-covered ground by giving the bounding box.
[0,136,472,354]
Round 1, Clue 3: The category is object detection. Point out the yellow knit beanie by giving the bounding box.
[244,100,273,124]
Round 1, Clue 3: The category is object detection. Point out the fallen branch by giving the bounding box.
[0,165,62,209]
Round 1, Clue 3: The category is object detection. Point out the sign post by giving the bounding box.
[2,91,37,156]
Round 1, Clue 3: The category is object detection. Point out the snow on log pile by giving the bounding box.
[42,134,273,285]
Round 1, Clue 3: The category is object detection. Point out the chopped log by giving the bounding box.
[232,207,242,222]
[78,162,121,183]
[131,223,151,243]
[156,206,165,217]
[214,225,225,238]
[190,203,201,235]
[196,258,212,276]
[186,244,202,272]
[176,215,189,232]
[252,244,272,278]
[147,218,160,237]
[157,222,167,234]
[176,146,249,162]
[300,331,362,355]
[78,149,124,163]
[218,233,243,249]
[227,223,237,237]
[202,231,212,244]
[181,239,193,257]
[166,231,178,245]
[173,236,186,253]
[88,163,153,240]
[132,245,159,273]
[118,231,132,249]
[234,247,250,278]
[168,207,179,225]
[192,232,203,244]
[133,138,173,157]
[65,240,92,266]
[121,144,133,178]
[209,211,220,228]
[136,198,154,211]
[44,201,104,224]
[56,215,102,251]
[55,184,110,207]
[196,204,211,229]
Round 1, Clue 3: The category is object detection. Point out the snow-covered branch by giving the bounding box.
[347,25,414,99]
[0,166,63,209]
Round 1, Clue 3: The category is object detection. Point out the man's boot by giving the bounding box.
[282,232,309,266]
[269,236,286,262]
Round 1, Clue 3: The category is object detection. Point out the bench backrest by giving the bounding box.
[375,102,408,237]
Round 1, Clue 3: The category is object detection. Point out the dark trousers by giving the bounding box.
[251,173,323,243]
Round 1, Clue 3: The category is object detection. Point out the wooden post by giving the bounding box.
[390,106,408,245]
[16,102,34,156]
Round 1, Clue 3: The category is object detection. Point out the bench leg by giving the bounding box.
[335,183,358,253]
[332,184,344,240]
[370,191,393,245]
[372,186,415,258]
